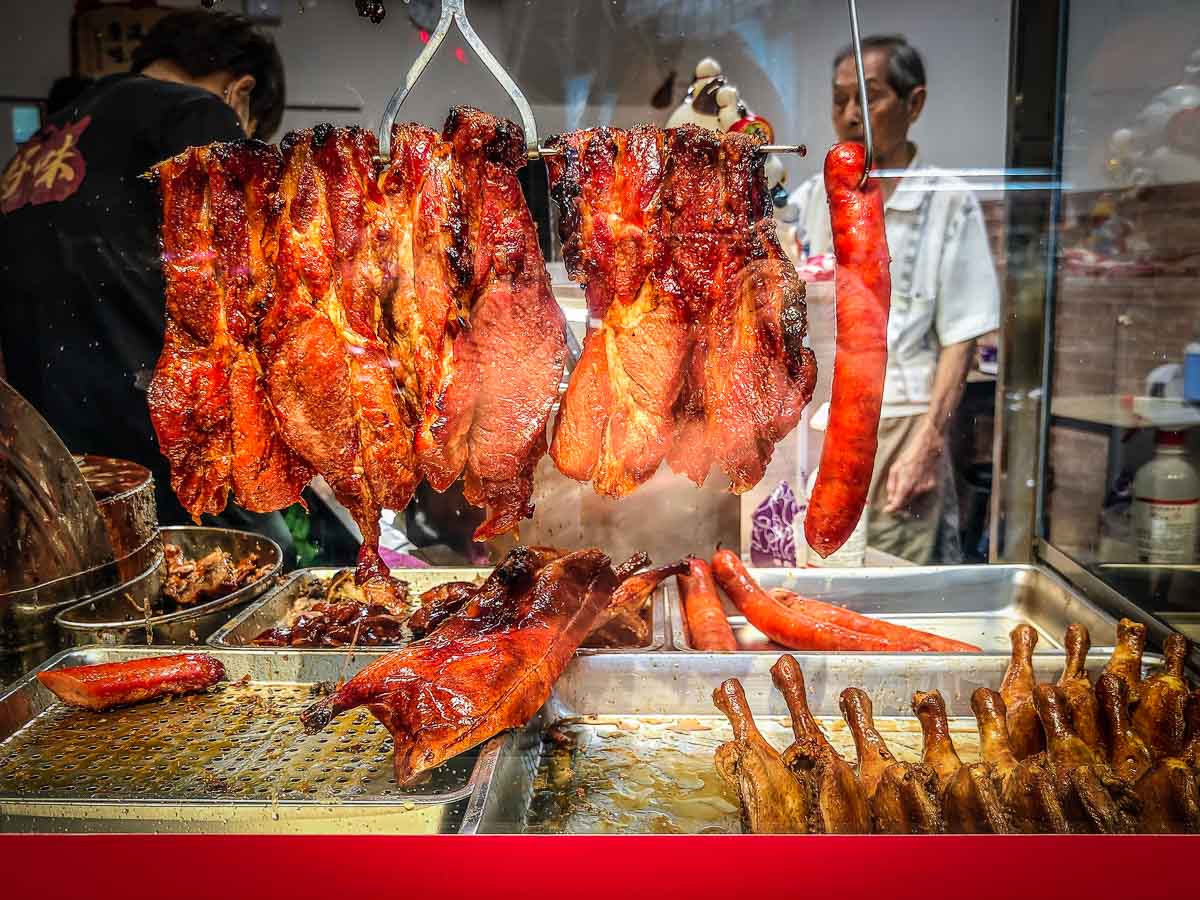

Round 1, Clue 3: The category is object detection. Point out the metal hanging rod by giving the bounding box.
[534,143,807,159]
[847,0,875,188]
[376,0,540,160]
[373,1,861,173]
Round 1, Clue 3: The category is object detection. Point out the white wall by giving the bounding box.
[1060,0,1200,190]
[1,0,1011,191]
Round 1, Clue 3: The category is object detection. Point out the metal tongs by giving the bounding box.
[377,0,540,160]
[377,0,872,183]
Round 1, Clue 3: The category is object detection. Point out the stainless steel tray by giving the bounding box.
[666,564,1120,653]
[1161,611,1200,642]
[54,527,283,648]
[460,650,1160,834]
[0,647,499,833]
[209,566,666,653]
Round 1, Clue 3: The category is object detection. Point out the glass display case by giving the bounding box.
[0,0,1199,875]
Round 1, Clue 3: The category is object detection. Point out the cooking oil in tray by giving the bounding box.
[524,715,982,834]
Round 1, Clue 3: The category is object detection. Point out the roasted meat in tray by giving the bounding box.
[301,546,631,785]
[715,624,1199,835]
[162,542,273,607]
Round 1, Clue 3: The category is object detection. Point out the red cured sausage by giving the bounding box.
[677,557,738,651]
[768,587,981,653]
[805,142,891,558]
[37,653,226,711]
[711,549,915,652]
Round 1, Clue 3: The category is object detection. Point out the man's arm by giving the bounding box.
[883,337,975,514]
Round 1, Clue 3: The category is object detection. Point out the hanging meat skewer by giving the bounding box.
[430,108,567,539]
[149,141,312,519]
[545,126,687,495]
[546,125,816,497]
[150,108,565,586]
[263,124,420,602]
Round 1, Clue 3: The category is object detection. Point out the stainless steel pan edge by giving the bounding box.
[208,567,667,653]
[666,564,1123,652]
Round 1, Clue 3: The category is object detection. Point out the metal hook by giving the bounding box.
[847,0,874,189]
[377,0,540,160]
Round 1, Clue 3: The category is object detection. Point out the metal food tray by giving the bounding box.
[0,647,501,833]
[55,527,283,648]
[460,649,1162,834]
[667,564,1120,653]
[208,566,667,653]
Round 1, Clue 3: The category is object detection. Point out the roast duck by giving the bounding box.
[149,106,886,596]
[716,621,1200,834]
[299,546,682,785]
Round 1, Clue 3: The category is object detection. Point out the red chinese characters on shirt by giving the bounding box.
[1,115,91,213]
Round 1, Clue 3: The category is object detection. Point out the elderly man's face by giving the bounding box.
[832,48,925,161]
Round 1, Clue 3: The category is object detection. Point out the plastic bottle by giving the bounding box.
[804,466,868,567]
[1132,429,1199,563]
[1185,340,1200,403]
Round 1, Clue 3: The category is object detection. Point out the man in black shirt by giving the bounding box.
[0,12,291,537]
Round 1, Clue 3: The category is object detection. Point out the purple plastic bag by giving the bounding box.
[749,481,802,567]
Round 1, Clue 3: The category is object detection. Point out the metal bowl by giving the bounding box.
[54,527,283,647]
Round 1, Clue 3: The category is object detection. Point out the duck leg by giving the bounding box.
[1134,757,1200,834]
[1184,688,1200,770]
[1000,624,1044,759]
[713,677,810,833]
[914,690,1010,833]
[1132,633,1192,761]
[1097,672,1153,784]
[771,655,870,833]
[1057,624,1106,756]
[1035,683,1138,833]
[971,687,1069,833]
[1099,618,1147,705]
[840,687,944,834]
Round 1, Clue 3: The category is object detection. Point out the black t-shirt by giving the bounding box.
[0,74,243,524]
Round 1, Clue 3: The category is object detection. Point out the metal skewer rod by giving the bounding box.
[535,143,806,158]
[847,0,875,188]
[377,0,540,160]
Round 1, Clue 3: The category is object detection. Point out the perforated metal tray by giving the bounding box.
[666,564,1121,653]
[0,647,500,833]
[208,566,666,653]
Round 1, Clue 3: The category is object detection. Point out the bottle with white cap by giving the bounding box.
[1131,429,1199,563]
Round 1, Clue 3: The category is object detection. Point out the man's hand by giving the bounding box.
[884,420,943,513]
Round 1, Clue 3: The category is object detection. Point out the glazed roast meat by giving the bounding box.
[150,115,821,577]
[547,124,816,498]
[720,626,1198,835]
[264,124,420,600]
[300,546,617,785]
[150,108,565,587]
[149,141,312,520]
[433,109,567,538]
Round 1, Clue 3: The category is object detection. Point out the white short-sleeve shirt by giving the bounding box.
[789,152,1000,418]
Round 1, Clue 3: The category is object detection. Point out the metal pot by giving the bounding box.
[55,527,283,647]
